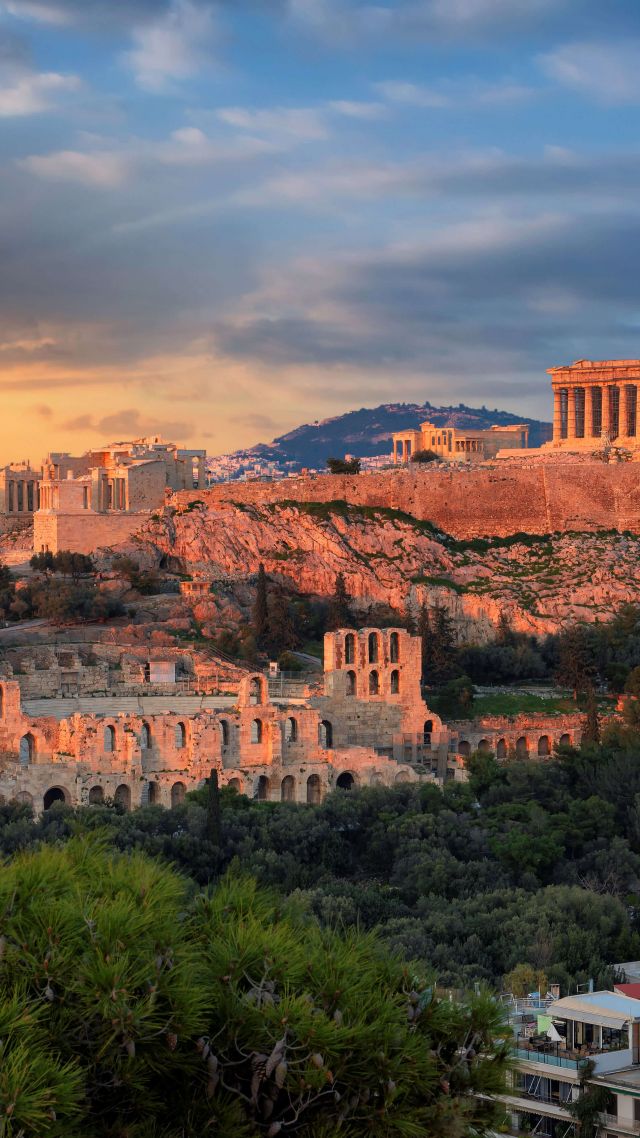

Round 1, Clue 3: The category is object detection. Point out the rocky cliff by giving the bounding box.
[135,490,640,640]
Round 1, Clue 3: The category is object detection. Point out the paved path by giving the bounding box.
[21,693,307,720]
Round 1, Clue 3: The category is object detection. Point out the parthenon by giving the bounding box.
[549,359,640,448]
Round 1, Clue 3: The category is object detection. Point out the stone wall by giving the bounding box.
[176,460,640,538]
[34,511,148,554]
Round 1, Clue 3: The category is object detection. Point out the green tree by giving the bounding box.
[327,571,352,630]
[206,767,222,845]
[556,624,597,699]
[425,603,459,685]
[582,686,601,745]
[326,456,361,474]
[410,449,439,463]
[252,563,269,648]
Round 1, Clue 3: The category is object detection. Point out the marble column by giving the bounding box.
[601,384,611,438]
[553,389,562,442]
[566,387,576,439]
[584,386,594,438]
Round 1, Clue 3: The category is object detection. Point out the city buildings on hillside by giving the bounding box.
[501,985,640,1137]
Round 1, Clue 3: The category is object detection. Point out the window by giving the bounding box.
[281,776,295,802]
[19,733,35,767]
[219,719,229,746]
[307,774,321,804]
[171,781,186,807]
[256,775,270,801]
[175,722,186,749]
[345,633,355,664]
[104,725,115,753]
[368,633,379,663]
[390,669,399,694]
[140,723,151,749]
[285,717,298,742]
[346,670,356,695]
[319,720,333,748]
[251,719,263,744]
[369,670,380,695]
[389,632,399,662]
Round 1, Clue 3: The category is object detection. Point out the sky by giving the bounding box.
[1,0,640,461]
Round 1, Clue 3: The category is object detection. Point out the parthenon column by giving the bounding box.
[566,387,576,439]
[553,389,562,442]
[601,384,610,439]
[584,386,594,438]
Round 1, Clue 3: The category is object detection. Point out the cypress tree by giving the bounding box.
[206,767,221,846]
[582,685,601,745]
[328,572,351,630]
[252,562,269,647]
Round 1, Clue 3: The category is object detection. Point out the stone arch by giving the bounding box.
[256,775,270,801]
[281,775,296,802]
[175,722,187,749]
[114,784,131,811]
[251,718,263,744]
[240,672,268,707]
[458,740,471,758]
[423,720,433,745]
[538,735,551,757]
[395,770,411,783]
[227,777,242,794]
[140,722,152,749]
[19,733,35,768]
[88,785,104,805]
[285,716,298,743]
[147,780,159,805]
[336,771,355,791]
[477,738,491,754]
[171,781,186,807]
[516,736,528,758]
[390,669,400,695]
[319,719,333,748]
[104,724,116,753]
[346,669,356,696]
[14,790,33,808]
[307,773,321,804]
[389,631,399,663]
[43,786,69,810]
[369,669,380,695]
[368,632,379,663]
[219,719,230,747]
[496,738,507,759]
[559,732,572,747]
[345,632,355,665]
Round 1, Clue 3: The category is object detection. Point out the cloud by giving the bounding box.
[376,76,535,110]
[0,69,80,116]
[60,407,194,439]
[217,105,329,141]
[328,99,388,120]
[31,402,53,418]
[540,40,640,104]
[125,0,218,92]
[19,147,129,186]
[375,80,451,108]
[229,411,279,431]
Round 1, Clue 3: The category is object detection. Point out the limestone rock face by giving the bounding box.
[135,498,640,640]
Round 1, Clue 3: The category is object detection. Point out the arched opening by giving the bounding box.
[251,719,263,744]
[104,725,115,753]
[281,775,295,802]
[369,669,380,695]
[390,631,399,663]
[256,775,270,801]
[458,740,470,758]
[395,770,410,783]
[496,738,507,760]
[368,632,379,663]
[307,774,321,804]
[516,736,528,758]
[140,722,151,749]
[147,781,159,805]
[171,781,186,807]
[538,735,550,757]
[285,716,298,743]
[219,719,229,747]
[88,785,104,805]
[423,720,433,746]
[227,777,242,794]
[390,669,399,694]
[175,723,186,749]
[477,738,491,754]
[19,733,35,768]
[249,677,263,706]
[319,720,333,748]
[43,787,67,810]
[345,633,355,665]
[559,732,572,747]
[336,771,354,791]
[14,790,33,809]
[346,670,356,696]
[114,784,131,811]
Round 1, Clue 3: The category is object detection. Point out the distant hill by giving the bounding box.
[221,402,552,470]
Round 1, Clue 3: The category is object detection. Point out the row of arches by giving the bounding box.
[457,733,573,759]
[344,669,400,696]
[251,718,334,748]
[344,630,400,665]
[139,723,188,751]
[239,770,356,803]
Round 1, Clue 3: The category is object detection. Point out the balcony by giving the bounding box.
[599,1114,640,1135]
[513,1042,588,1072]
